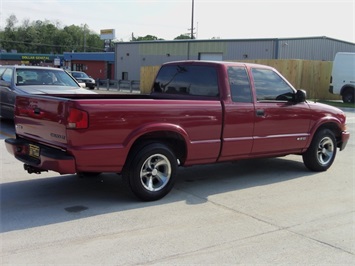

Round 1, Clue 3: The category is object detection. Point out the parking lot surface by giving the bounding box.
[0,111,354,265]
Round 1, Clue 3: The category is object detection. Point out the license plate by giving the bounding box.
[29,144,40,158]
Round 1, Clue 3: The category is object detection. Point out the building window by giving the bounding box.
[72,64,84,71]
[122,72,128,80]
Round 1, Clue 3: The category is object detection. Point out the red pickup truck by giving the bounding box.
[5,60,350,201]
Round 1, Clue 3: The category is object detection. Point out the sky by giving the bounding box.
[1,0,354,43]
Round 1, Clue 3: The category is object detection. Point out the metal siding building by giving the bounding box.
[115,36,355,80]
[225,40,276,60]
[276,37,355,60]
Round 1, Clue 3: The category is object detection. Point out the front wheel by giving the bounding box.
[302,129,337,171]
[123,143,178,201]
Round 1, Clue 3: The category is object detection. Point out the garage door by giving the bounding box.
[199,53,223,61]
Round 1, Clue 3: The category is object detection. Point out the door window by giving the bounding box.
[252,68,294,101]
[1,68,14,82]
[0,67,6,76]
[1,68,13,83]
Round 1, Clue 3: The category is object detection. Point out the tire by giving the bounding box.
[123,143,177,201]
[342,88,355,103]
[302,129,337,171]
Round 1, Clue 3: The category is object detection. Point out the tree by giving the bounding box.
[131,34,164,41]
[1,15,18,52]
[0,15,104,53]
[174,34,191,40]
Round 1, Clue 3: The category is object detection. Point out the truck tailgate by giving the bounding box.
[14,95,70,148]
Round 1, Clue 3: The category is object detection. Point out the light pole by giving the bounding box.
[191,0,194,39]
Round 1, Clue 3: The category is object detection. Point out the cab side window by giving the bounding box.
[153,65,219,97]
[228,66,252,102]
[252,68,294,101]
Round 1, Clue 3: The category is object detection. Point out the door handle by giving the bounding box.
[256,109,265,117]
[31,108,44,118]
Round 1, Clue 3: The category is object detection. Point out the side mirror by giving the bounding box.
[295,89,306,103]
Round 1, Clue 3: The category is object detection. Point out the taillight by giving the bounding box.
[67,108,88,129]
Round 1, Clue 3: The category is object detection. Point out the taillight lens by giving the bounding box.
[67,108,88,129]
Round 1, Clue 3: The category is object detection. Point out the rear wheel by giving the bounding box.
[302,129,337,171]
[123,143,177,201]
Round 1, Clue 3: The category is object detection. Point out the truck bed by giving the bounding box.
[13,93,224,174]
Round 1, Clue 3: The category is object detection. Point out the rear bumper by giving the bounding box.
[340,131,350,151]
[5,138,76,174]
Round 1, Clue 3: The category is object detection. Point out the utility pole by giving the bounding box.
[83,24,87,52]
[191,0,194,39]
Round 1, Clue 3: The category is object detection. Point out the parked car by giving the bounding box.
[329,52,355,103]
[0,65,96,120]
[69,71,96,89]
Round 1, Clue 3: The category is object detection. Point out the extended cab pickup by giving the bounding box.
[5,61,350,201]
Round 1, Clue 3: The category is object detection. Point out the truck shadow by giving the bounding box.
[175,156,310,204]
[0,156,311,233]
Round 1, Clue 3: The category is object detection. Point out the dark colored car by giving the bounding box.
[69,71,96,89]
[0,65,96,120]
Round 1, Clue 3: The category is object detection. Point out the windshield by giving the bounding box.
[16,68,79,87]
[71,72,89,78]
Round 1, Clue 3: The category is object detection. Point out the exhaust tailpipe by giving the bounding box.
[24,164,48,174]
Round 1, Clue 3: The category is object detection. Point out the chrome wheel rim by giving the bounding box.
[140,154,171,192]
[317,137,334,165]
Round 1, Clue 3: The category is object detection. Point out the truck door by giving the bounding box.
[250,67,311,155]
[219,66,255,160]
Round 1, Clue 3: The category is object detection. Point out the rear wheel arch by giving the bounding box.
[123,130,187,172]
[122,141,179,201]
